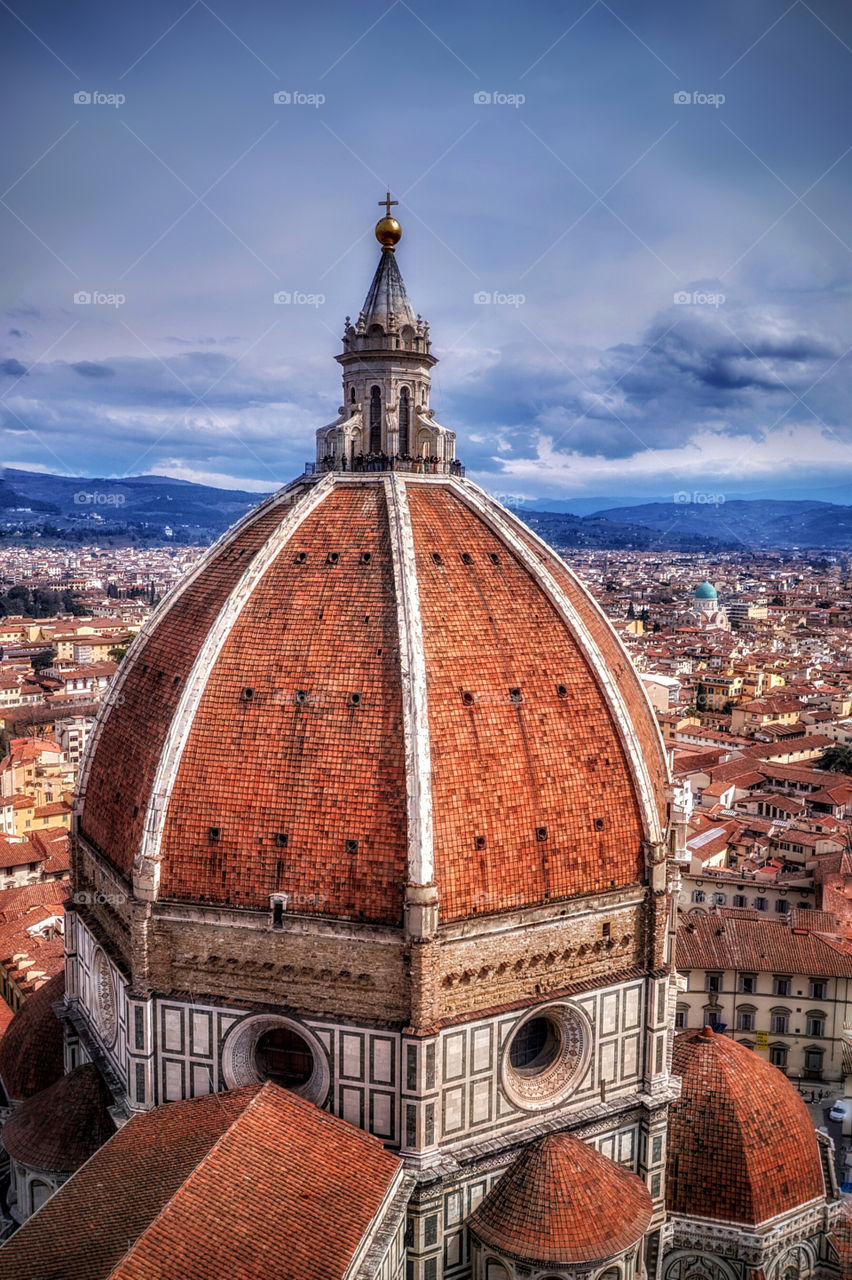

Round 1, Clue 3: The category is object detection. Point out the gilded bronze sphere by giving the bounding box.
[375,216,402,249]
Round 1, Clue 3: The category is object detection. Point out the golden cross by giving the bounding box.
[378,191,398,218]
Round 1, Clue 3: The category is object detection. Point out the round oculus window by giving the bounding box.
[221,1014,330,1106]
[501,1002,592,1111]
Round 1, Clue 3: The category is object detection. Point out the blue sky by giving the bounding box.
[2,0,852,503]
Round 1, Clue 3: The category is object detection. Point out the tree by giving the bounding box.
[626,601,635,620]
[32,649,56,674]
[818,745,852,776]
[109,644,130,664]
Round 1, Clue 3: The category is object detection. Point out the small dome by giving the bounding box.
[694,581,718,599]
[3,1063,114,1174]
[0,972,64,1102]
[667,1027,825,1225]
[468,1132,652,1265]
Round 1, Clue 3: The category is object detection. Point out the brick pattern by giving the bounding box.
[510,517,668,828]
[468,1131,652,1264]
[0,1083,401,1280]
[159,484,408,921]
[81,497,304,878]
[80,476,667,926]
[2,1062,115,1173]
[667,1027,825,1224]
[407,486,645,919]
[0,971,64,1100]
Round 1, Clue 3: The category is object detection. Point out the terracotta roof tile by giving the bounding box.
[667,1027,825,1224]
[676,911,852,977]
[3,1063,115,1172]
[79,478,667,923]
[408,487,649,918]
[0,971,64,1101]
[0,1082,401,1280]
[469,1132,652,1265]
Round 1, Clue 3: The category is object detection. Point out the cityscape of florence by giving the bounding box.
[2,1,852,1278]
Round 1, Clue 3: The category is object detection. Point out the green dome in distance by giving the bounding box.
[694,581,718,600]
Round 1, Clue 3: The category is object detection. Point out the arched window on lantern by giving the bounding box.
[369,386,382,452]
[399,386,411,455]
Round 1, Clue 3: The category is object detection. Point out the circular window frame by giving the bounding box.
[500,1001,592,1112]
[92,946,118,1049]
[221,1014,330,1106]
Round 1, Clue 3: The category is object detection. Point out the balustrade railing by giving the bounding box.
[305,457,464,477]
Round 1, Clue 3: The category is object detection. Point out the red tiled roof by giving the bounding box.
[667,1027,825,1225]
[0,994,14,1037]
[0,878,69,922]
[407,487,653,917]
[80,487,314,891]
[80,479,667,923]
[0,971,64,1101]
[33,801,71,818]
[0,1082,401,1280]
[0,838,43,870]
[676,911,852,976]
[3,1063,115,1173]
[468,1132,652,1265]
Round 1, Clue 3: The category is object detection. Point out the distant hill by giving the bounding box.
[2,468,273,539]
[4,468,849,550]
[593,499,852,549]
[507,507,737,552]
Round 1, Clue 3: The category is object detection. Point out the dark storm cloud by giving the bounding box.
[0,358,27,377]
[3,0,852,496]
[71,361,115,379]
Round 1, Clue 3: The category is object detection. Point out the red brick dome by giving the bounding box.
[0,973,64,1103]
[3,1063,115,1174]
[468,1131,653,1265]
[667,1027,826,1225]
[77,474,667,925]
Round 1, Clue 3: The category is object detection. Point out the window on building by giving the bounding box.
[770,1043,788,1069]
[770,1009,790,1035]
[736,1007,756,1032]
[508,1017,560,1075]
[739,973,757,994]
[30,1181,52,1215]
[675,1005,688,1030]
[773,976,792,997]
[703,1008,718,1027]
[711,892,726,906]
[733,894,747,908]
[753,897,768,911]
[254,1027,314,1088]
[809,980,827,1000]
[692,890,706,904]
[806,1013,826,1038]
[705,972,722,993]
[775,898,789,914]
[805,1047,824,1077]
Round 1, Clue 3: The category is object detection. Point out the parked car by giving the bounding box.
[829,1101,849,1123]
